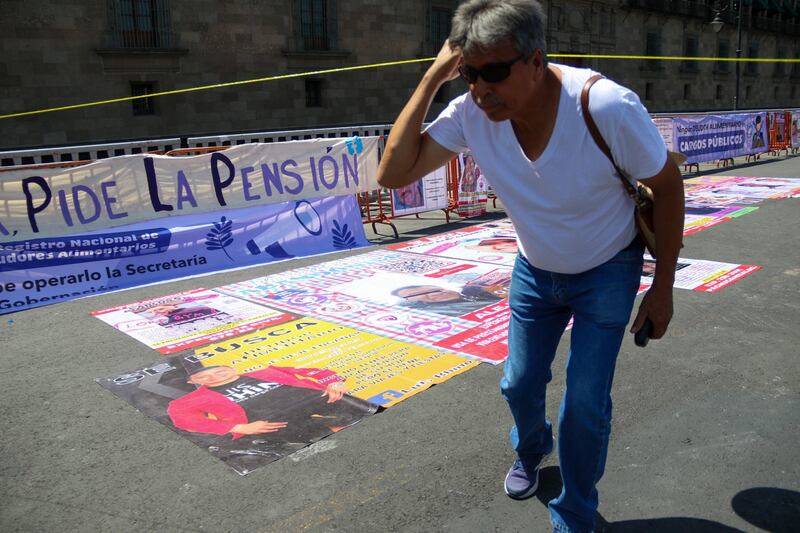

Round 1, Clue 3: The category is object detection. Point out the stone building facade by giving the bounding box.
[1,0,797,150]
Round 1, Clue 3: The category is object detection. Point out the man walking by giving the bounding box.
[376,1,684,531]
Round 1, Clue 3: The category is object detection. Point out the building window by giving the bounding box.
[299,0,337,51]
[645,82,653,101]
[774,86,779,100]
[745,42,758,76]
[682,34,699,73]
[644,32,662,70]
[774,48,785,77]
[745,85,752,100]
[716,84,724,100]
[551,5,562,31]
[715,40,730,73]
[108,0,172,49]
[305,79,323,107]
[430,6,452,47]
[597,10,613,36]
[131,82,156,115]
[683,83,691,100]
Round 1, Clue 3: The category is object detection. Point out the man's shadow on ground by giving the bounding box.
[536,466,800,532]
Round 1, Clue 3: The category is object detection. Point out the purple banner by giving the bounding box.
[673,112,769,164]
[0,196,369,314]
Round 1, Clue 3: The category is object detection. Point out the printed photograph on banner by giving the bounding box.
[792,112,800,148]
[218,250,513,363]
[390,165,449,216]
[456,152,488,218]
[388,223,518,266]
[97,354,378,475]
[392,181,425,211]
[640,255,761,293]
[0,196,369,315]
[92,288,296,353]
[192,316,479,408]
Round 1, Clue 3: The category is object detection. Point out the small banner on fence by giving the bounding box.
[391,165,449,216]
[456,152,488,218]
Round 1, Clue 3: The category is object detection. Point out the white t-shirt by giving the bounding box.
[426,64,667,274]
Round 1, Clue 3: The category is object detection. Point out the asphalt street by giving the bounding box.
[1,154,798,532]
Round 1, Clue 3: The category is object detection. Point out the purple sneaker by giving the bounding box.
[503,454,547,500]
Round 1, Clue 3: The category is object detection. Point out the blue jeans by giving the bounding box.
[501,239,644,533]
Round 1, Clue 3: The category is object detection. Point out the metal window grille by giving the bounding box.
[775,49,785,76]
[716,41,730,73]
[301,0,329,50]
[682,35,699,72]
[305,79,323,107]
[109,0,172,49]
[430,7,452,45]
[745,43,759,75]
[644,32,662,70]
[131,82,156,115]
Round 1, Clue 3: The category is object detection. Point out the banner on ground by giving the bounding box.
[97,352,378,475]
[0,196,369,314]
[219,250,513,363]
[388,220,518,266]
[97,312,477,474]
[684,176,800,206]
[672,113,769,164]
[190,316,479,408]
[0,137,379,241]
[682,205,758,235]
[640,255,761,292]
[390,165,449,216]
[91,288,297,354]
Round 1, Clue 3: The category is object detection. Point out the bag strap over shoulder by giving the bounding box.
[580,74,638,199]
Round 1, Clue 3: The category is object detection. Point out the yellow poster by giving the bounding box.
[193,317,479,407]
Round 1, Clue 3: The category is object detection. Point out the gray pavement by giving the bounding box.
[1,154,798,532]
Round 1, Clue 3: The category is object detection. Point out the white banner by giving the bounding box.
[0,136,379,242]
[390,165,449,216]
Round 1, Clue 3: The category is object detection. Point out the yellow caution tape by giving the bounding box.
[1,54,797,120]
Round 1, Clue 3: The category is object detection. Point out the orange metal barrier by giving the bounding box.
[768,111,791,156]
[359,156,462,237]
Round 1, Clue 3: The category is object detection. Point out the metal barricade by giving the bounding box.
[0,138,181,167]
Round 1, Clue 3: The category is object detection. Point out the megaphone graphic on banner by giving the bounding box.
[245,200,323,259]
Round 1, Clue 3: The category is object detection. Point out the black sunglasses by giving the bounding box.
[458,54,527,84]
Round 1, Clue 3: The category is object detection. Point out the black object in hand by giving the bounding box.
[634,319,653,348]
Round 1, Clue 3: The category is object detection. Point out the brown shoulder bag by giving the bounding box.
[580,74,658,258]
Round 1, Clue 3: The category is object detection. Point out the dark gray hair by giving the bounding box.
[449,0,547,62]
